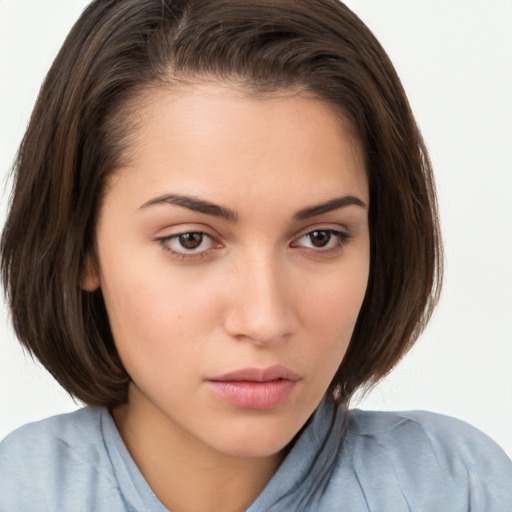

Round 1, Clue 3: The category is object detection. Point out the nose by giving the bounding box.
[223,249,298,345]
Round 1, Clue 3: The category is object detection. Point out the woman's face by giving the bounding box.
[84,82,370,458]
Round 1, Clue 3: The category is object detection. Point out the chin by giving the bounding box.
[209,419,302,459]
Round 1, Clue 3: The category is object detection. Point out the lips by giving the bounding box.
[206,365,300,410]
[209,365,301,383]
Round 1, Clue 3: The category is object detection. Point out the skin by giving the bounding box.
[83,82,370,512]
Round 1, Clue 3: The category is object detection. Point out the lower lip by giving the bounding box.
[207,379,296,410]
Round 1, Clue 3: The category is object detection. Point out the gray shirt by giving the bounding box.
[1,399,511,511]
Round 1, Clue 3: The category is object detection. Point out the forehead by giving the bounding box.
[105,81,368,212]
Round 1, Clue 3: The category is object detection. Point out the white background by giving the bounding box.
[0,1,511,457]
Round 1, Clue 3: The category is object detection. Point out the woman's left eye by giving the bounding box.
[293,229,350,251]
[158,231,215,256]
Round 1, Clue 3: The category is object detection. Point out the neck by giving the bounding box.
[112,387,282,512]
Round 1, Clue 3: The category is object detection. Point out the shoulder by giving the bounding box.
[0,407,124,511]
[0,407,106,470]
[347,408,510,465]
[332,409,512,511]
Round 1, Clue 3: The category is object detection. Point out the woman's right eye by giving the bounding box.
[158,232,216,258]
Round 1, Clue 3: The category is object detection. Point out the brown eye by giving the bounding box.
[308,230,331,247]
[178,232,203,249]
[292,228,349,252]
[158,231,217,259]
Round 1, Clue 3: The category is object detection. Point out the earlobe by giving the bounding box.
[80,254,100,292]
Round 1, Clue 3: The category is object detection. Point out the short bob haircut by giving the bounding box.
[1,0,442,408]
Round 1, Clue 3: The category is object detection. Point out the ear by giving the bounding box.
[80,253,100,292]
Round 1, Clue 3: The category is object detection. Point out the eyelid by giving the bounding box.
[290,226,352,252]
[290,222,350,241]
[154,223,352,261]
[155,226,223,261]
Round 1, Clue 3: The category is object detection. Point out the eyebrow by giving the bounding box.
[140,193,238,222]
[293,195,366,220]
[139,193,366,222]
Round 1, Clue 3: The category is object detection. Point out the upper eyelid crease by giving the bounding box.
[140,193,365,224]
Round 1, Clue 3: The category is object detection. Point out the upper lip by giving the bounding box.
[208,365,301,382]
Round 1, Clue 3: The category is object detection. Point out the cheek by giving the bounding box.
[295,255,369,387]
[283,260,369,407]
[301,259,369,339]
[99,259,223,363]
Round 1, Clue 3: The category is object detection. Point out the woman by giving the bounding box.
[1,1,510,510]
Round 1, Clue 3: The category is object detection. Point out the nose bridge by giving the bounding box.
[224,244,296,344]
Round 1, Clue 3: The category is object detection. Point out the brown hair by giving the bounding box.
[1,0,442,407]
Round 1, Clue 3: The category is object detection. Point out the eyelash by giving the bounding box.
[156,228,351,261]
[157,232,217,261]
[291,229,351,252]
